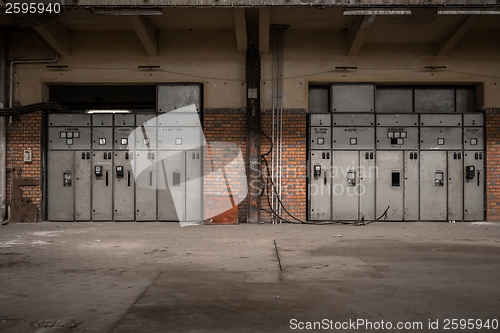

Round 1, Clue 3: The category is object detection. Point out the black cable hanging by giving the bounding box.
[260,129,390,226]
[0,102,71,116]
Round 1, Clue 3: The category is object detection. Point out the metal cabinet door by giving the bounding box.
[464,151,485,221]
[48,151,75,221]
[310,114,331,127]
[463,128,484,150]
[309,151,331,221]
[332,151,359,221]
[310,127,332,150]
[114,151,135,221]
[376,151,404,221]
[75,151,91,221]
[185,150,202,222]
[332,127,375,150]
[157,151,185,221]
[448,151,464,221]
[419,151,447,221]
[92,127,113,150]
[92,151,113,221]
[403,151,419,221]
[135,151,157,221]
[359,151,375,221]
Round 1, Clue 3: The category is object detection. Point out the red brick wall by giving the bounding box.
[485,108,500,222]
[6,111,43,221]
[203,108,307,223]
[203,109,248,222]
[260,109,307,223]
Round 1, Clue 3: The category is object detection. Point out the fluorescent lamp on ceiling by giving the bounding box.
[93,8,163,16]
[438,8,500,15]
[86,110,132,114]
[343,8,412,15]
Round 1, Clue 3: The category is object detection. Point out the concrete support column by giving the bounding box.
[0,29,7,221]
[246,45,261,223]
[485,107,500,222]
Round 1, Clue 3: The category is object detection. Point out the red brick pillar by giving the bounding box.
[485,108,500,222]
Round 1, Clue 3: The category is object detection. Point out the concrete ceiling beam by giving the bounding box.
[233,8,247,53]
[435,15,479,56]
[34,20,72,57]
[128,15,159,57]
[347,15,376,56]
[259,8,271,55]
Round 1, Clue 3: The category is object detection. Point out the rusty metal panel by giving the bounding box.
[205,196,238,224]
[11,178,38,223]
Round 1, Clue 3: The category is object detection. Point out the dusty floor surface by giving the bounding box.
[0,221,499,333]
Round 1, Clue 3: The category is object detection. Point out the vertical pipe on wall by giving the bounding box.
[270,25,287,223]
[0,29,7,222]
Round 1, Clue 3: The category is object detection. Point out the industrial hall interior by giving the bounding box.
[1,0,500,225]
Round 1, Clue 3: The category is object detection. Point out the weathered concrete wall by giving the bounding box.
[11,28,500,109]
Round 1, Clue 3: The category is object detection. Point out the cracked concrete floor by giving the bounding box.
[0,222,499,332]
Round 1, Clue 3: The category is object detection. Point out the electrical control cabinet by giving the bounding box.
[92,151,113,221]
[114,151,135,221]
[308,86,484,223]
[75,151,91,221]
[419,151,447,221]
[464,151,484,221]
[47,85,203,222]
[375,151,404,221]
[47,151,75,221]
[309,150,331,221]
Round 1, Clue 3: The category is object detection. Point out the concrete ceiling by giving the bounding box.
[54,7,500,35]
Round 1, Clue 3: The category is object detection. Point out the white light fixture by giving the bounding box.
[438,8,500,15]
[343,8,412,15]
[85,110,132,114]
[93,8,163,16]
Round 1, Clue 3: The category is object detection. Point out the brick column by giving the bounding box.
[485,108,500,222]
[6,111,42,221]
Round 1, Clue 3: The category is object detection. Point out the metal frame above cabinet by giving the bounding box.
[330,84,375,113]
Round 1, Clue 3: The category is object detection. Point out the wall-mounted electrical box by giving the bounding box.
[24,150,32,163]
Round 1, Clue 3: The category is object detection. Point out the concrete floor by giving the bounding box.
[0,222,499,333]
